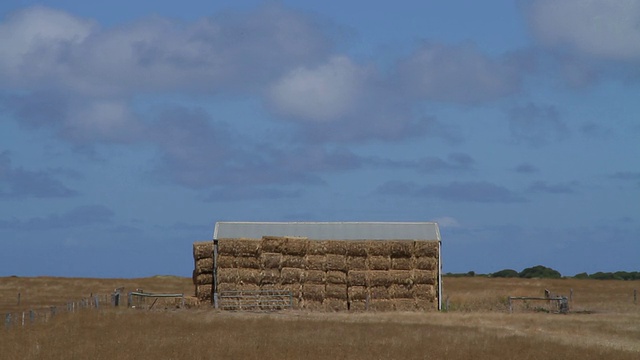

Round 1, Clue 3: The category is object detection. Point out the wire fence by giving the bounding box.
[2,293,117,331]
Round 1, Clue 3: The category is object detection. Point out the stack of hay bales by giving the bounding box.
[194,236,439,311]
[193,241,214,301]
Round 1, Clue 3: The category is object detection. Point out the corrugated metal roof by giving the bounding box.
[213,222,440,241]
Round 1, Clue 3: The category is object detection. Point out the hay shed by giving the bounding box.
[208,221,442,311]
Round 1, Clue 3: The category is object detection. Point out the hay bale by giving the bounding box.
[282,236,308,256]
[216,283,237,293]
[389,270,413,285]
[304,270,326,284]
[369,285,390,300]
[217,239,235,256]
[195,273,213,285]
[325,284,348,300]
[369,299,393,311]
[345,240,368,257]
[236,284,260,292]
[235,256,260,269]
[413,284,435,300]
[389,240,413,258]
[281,267,304,284]
[325,254,347,272]
[415,257,437,270]
[217,268,239,283]
[368,271,392,287]
[193,241,213,260]
[347,256,367,270]
[416,299,435,311]
[196,284,212,301]
[324,240,348,255]
[216,255,235,268]
[347,271,367,286]
[367,256,390,270]
[261,236,285,253]
[348,300,367,311]
[326,270,347,284]
[302,284,325,302]
[260,252,282,269]
[389,284,413,299]
[237,269,262,285]
[348,286,368,301]
[195,258,214,273]
[391,257,413,270]
[260,269,280,285]
[234,238,261,257]
[281,283,303,299]
[413,270,436,285]
[281,255,307,269]
[305,255,326,271]
[307,240,327,255]
[414,241,439,258]
[393,299,416,311]
[323,299,348,312]
[367,241,390,256]
[302,299,324,311]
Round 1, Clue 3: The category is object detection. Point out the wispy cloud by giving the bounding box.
[508,103,569,146]
[375,180,526,203]
[527,180,578,194]
[0,151,77,198]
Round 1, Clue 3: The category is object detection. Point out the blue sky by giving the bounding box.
[0,1,638,278]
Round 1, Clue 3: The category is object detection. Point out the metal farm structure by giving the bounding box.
[192,222,442,312]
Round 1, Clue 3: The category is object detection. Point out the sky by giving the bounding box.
[0,0,638,278]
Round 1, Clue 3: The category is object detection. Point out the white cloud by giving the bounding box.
[528,0,640,60]
[266,56,370,122]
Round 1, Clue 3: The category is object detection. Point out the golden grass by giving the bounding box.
[1,276,639,359]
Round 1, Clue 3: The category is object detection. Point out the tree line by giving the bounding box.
[445,265,640,280]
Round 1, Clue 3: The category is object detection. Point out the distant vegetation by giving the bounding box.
[446,266,640,280]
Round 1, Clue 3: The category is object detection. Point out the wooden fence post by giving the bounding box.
[634,289,637,305]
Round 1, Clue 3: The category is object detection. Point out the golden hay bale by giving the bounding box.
[416,299,435,311]
[325,254,347,272]
[234,238,261,257]
[237,269,262,285]
[193,241,213,260]
[368,271,392,287]
[326,270,347,284]
[216,255,235,268]
[195,273,213,286]
[348,286,368,301]
[304,270,326,284]
[325,284,348,300]
[305,255,326,270]
[414,241,439,258]
[347,271,367,286]
[369,286,390,300]
[389,270,413,285]
[195,258,214,273]
[389,240,413,258]
[236,284,260,292]
[216,283,237,293]
[307,240,327,255]
[261,236,285,253]
[413,284,435,300]
[196,285,212,301]
[260,252,282,269]
[347,256,367,270]
[367,256,390,271]
[302,300,324,311]
[302,284,325,302]
[217,239,235,256]
[324,240,347,255]
[260,269,280,285]
[391,257,413,270]
[392,299,416,311]
[282,236,309,256]
[348,300,367,311]
[281,255,307,269]
[235,256,260,269]
[415,257,437,270]
[413,270,436,285]
[281,283,303,299]
[281,267,304,284]
[217,268,239,283]
[389,284,413,299]
[345,240,369,257]
[367,241,390,256]
[369,299,393,311]
[323,299,348,312]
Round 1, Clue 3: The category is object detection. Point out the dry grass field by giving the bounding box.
[1,275,638,359]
